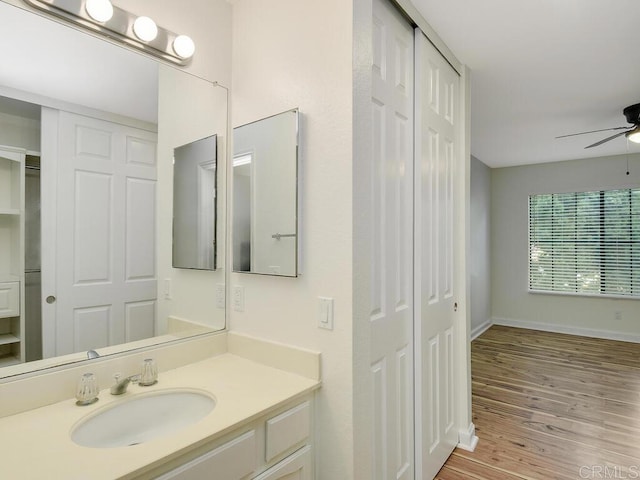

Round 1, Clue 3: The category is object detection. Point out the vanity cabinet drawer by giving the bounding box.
[0,282,19,318]
[157,430,257,480]
[265,401,310,462]
[253,446,311,480]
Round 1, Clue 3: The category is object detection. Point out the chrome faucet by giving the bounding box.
[110,373,138,395]
[87,349,100,359]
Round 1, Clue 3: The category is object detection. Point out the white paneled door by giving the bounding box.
[370,0,463,478]
[414,29,460,479]
[370,0,415,478]
[41,109,157,357]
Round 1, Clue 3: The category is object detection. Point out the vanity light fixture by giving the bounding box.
[22,0,196,65]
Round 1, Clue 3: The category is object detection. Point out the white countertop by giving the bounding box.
[0,353,320,479]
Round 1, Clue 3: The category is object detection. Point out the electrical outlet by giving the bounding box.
[215,284,225,309]
[233,285,244,312]
[615,311,623,321]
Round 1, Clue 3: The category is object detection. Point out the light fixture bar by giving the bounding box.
[22,0,194,65]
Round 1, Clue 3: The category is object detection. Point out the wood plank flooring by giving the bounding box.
[436,325,640,479]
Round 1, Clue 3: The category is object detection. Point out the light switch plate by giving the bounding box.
[163,278,172,300]
[318,297,334,330]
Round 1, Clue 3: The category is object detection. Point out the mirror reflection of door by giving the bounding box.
[232,109,299,277]
[43,109,158,358]
[172,135,217,271]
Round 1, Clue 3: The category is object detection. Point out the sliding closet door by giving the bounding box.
[41,109,158,357]
[370,0,415,478]
[414,29,460,479]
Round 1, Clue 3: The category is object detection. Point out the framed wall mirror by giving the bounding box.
[232,109,300,277]
[0,0,226,379]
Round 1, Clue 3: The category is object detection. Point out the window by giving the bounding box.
[528,188,640,298]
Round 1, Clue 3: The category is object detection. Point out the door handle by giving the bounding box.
[46,295,56,304]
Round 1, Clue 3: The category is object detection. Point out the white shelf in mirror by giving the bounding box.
[0,355,20,367]
[0,208,20,216]
[0,334,20,346]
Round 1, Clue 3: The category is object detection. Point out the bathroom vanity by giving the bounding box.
[0,333,320,479]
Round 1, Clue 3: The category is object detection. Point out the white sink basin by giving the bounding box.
[71,389,216,448]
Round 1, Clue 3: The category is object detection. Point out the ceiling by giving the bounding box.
[412,0,640,168]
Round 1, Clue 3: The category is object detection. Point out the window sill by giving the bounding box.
[528,289,640,301]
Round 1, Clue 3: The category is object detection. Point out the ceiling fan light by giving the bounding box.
[627,128,640,144]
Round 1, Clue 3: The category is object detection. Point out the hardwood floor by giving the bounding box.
[437,325,640,479]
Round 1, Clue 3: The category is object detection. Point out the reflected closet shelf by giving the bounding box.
[0,208,20,216]
[0,355,20,367]
[0,334,20,346]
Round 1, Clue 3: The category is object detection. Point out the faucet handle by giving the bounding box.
[76,373,99,406]
[139,358,158,386]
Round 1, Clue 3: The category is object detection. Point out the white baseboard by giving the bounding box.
[492,317,640,344]
[470,318,492,341]
[457,422,479,452]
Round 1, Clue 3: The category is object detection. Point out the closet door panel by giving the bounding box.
[370,0,415,479]
[414,28,460,480]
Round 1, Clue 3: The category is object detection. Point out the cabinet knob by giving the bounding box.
[46,295,56,304]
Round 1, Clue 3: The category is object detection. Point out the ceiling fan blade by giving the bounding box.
[556,126,629,139]
[584,130,631,149]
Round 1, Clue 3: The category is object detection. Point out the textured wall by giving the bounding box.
[230,0,354,478]
[470,156,491,336]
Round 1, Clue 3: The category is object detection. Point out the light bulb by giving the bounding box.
[627,128,640,144]
[85,0,113,23]
[133,16,158,42]
[172,35,195,59]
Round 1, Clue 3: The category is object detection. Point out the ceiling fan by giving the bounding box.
[556,103,640,149]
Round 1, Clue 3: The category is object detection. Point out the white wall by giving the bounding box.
[491,153,640,340]
[230,1,354,478]
[470,156,491,337]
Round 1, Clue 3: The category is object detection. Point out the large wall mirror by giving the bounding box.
[0,0,226,379]
[232,109,300,277]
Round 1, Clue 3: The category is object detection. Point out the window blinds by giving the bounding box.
[528,189,640,297]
